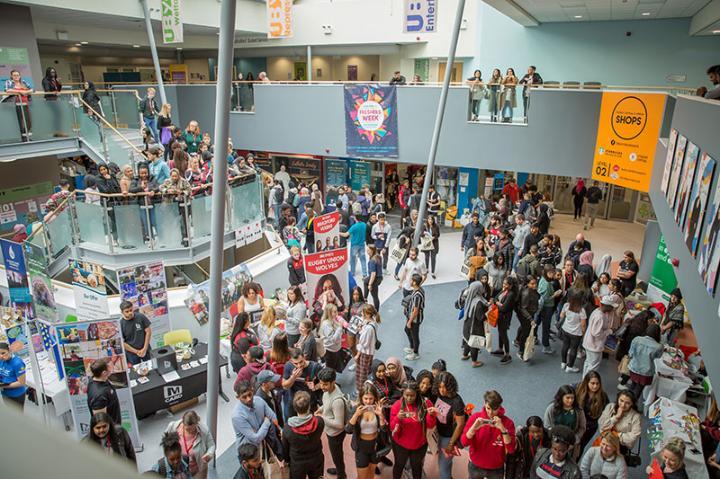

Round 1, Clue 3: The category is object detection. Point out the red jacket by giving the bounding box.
[390,398,437,450]
[233,361,271,390]
[502,183,520,204]
[461,407,516,470]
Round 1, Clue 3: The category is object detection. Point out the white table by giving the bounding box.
[646,356,693,406]
[219,338,232,378]
[23,355,73,430]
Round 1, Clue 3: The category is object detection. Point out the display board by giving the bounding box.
[325,159,348,188]
[184,263,252,325]
[304,249,349,314]
[591,92,666,192]
[25,241,57,322]
[1,239,33,319]
[344,84,399,158]
[0,181,52,235]
[349,160,372,191]
[69,259,109,321]
[117,262,170,348]
[648,235,678,304]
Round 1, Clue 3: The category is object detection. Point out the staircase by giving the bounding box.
[103,127,146,167]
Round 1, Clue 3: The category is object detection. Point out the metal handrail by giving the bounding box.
[76,96,144,155]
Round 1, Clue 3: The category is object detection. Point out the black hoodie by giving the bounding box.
[282,415,324,466]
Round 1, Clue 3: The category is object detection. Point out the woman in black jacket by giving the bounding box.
[41,67,62,100]
[83,412,136,463]
[286,246,306,286]
[536,204,551,235]
[506,416,551,479]
[494,276,518,365]
[82,81,102,117]
[457,278,490,368]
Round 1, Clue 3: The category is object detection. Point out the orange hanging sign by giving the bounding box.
[591,92,667,192]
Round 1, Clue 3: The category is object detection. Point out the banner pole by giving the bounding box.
[139,0,168,105]
[413,0,466,245]
[205,0,236,444]
[28,320,49,428]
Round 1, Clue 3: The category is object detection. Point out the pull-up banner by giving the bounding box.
[591,92,666,192]
[344,84,399,158]
[161,0,184,44]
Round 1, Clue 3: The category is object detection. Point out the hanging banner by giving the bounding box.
[24,242,57,322]
[55,319,140,445]
[325,159,348,188]
[647,235,678,304]
[313,211,341,252]
[304,249,349,314]
[184,263,252,325]
[267,0,293,39]
[344,84,399,158]
[69,259,109,321]
[117,262,170,349]
[0,238,33,319]
[591,92,666,192]
[403,0,437,33]
[349,160,373,191]
[161,0,184,44]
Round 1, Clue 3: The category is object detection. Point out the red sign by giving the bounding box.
[304,249,349,311]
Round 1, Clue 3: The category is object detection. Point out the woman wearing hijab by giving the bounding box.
[82,81,102,118]
[385,356,408,390]
[536,204,551,235]
[577,251,596,285]
[571,179,587,221]
[457,279,491,368]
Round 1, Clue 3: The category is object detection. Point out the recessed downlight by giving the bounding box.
[80,41,89,44]
[641,12,651,16]
[133,44,140,48]
[574,15,583,19]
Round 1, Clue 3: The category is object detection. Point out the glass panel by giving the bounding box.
[0,102,23,144]
[190,194,213,240]
[635,193,656,225]
[99,96,117,127]
[77,108,103,152]
[232,83,255,112]
[103,128,134,168]
[113,92,140,129]
[45,207,73,257]
[553,176,575,213]
[230,179,264,228]
[75,201,109,251]
[154,202,184,249]
[113,203,146,250]
[27,98,76,141]
[608,186,638,221]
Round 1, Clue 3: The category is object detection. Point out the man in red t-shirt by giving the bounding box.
[502,178,521,205]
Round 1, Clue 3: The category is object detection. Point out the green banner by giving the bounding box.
[649,235,678,302]
[24,241,57,322]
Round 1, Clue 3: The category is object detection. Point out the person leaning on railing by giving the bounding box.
[160,169,191,201]
[3,69,33,141]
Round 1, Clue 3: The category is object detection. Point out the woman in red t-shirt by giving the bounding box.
[390,381,438,479]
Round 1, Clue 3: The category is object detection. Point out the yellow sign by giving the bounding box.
[591,92,666,192]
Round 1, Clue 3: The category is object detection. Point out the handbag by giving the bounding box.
[486,303,499,327]
[390,242,407,263]
[618,355,630,375]
[261,442,288,479]
[468,334,486,349]
[523,323,537,361]
[625,438,642,468]
[483,321,493,353]
[419,233,435,252]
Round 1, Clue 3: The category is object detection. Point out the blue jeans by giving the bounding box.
[350,244,367,277]
[438,435,454,479]
[144,116,159,143]
[536,305,555,348]
[512,248,523,271]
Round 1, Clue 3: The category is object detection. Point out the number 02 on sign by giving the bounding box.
[591,92,666,193]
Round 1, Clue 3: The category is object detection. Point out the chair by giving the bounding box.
[562,81,581,89]
[163,329,193,347]
[583,82,603,90]
[543,81,560,89]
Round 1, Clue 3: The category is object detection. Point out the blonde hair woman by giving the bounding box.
[257,306,282,350]
[355,304,381,393]
[319,303,346,373]
[579,430,627,479]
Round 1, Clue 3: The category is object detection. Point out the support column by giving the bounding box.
[205,0,236,442]
[414,0,466,245]
[139,0,167,105]
[307,45,312,82]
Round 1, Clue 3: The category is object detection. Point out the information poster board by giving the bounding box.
[325,159,348,188]
[349,160,372,191]
[1,238,33,319]
[304,249,349,313]
[55,319,140,445]
[591,92,666,192]
[0,181,52,235]
[117,262,170,348]
[69,259,109,321]
[184,263,252,325]
[24,241,57,322]
[313,211,341,252]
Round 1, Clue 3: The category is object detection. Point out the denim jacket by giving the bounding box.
[628,335,663,376]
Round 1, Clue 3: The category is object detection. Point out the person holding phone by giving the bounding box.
[0,342,27,408]
[390,381,438,479]
[435,372,467,479]
[462,390,517,479]
[348,384,389,479]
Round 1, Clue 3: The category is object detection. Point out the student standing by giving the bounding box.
[0,342,27,408]
[571,179,587,221]
[390,381,438,479]
[119,300,152,365]
[559,292,587,373]
[435,372,467,479]
[543,385,587,456]
[164,411,216,479]
[348,384,389,479]
[234,443,264,479]
[403,273,426,361]
[355,305,380,394]
[364,246,383,310]
[87,358,121,425]
[232,380,277,448]
[83,412,136,464]
[576,371,610,454]
[529,425,582,479]
[282,391,325,479]
[140,87,161,143]
[493,277,518,364]
[317,368,349,479]
[371,212,392,270]
[421,215,440,279]
[582,297,615,378]
[398,247,427,297]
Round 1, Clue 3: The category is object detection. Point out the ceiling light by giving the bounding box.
[176,47,183,50]
[641,12,651,16]
[713,29,720,34]
[80,41,89,44]
[574,15,583,19]
[75,43,82,46]
[133,44,140,48]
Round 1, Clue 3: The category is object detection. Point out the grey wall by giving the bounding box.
[648,96,720,391]
[0,5,43,88]
[230,85,607,177]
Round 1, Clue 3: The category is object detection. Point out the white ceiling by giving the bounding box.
[512,0,711,22]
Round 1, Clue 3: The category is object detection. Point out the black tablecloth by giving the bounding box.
[129,342,228,418]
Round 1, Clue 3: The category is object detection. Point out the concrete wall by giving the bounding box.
[648,96,720,392]
[266,55,380,82]
[0,5,43,88]
[475,4,720,89]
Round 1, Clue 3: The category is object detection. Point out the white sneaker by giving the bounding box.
[405,353,420,361]
[566,366,581,373]
[403,347,413,354]
[561,362,566,370]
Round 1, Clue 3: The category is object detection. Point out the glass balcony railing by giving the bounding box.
[26,175,265,263]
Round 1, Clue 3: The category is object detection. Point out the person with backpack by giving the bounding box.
[150,432,193,478]
[516,244,541,286]
[458,279,491,368]
[282,391,326,479]
[318,367,350,479]
[234,346,272,390]
[515,276,540,362]
[403,273,426,361]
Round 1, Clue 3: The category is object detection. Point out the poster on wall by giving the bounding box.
[55,319,140,445]
[673,141,700,226]
[184,263,252,325]
[347,65,358,81]
[0,47,33,89]
[161,0,184,44]
[69,259,109,321]
[117,262,170,348]
[660,129,678,195]
[591,92,666,192]
[684,153,715,256]
[24,241,57,322]
[325,159,348,188]
[0,181,52,235]
[349,160,373,191]
[0,239,33,319]
[698,161,720,295]
[344,84,399,158]
[282,157,322,185]
[267,0,293,38]
[647,235,678,304]
[304,249,349,315]
[666,135,688,208]
[403,0,437,33]
[313,211,341,252]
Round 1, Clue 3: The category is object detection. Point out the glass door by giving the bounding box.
[607,186,639,221]
[553,176,576,213]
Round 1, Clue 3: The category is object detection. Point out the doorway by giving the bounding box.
[438,62,463,82]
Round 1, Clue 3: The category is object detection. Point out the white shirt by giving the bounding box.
[561,303,587,337]
[320,320,343,353]
[402,257,428,290]
[357,321,376,355]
